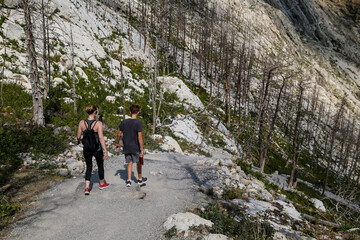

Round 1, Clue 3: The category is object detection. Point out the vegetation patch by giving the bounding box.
[0,126,68,186]
[199,203,274,239]
[0,169,67,236]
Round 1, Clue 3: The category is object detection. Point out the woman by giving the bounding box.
[77,104,109,195]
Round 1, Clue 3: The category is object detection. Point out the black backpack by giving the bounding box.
[82,120,100,152]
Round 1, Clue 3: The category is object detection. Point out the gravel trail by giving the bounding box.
[7,153,216,240]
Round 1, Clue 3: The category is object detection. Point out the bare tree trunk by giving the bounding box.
[46,17,51,97]
[261,76,287,171]
[120,51,125,119]
[24,0,45,126]
[152,40,158,135]
[258,66,277,172]
[323,97,346,195]
[42,0,49,99]
[289,82,304,187]
[70,26,77,113]
[1,38,6,110]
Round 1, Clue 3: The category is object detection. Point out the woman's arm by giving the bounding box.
[97,122,108,160]
[76,120,83,144]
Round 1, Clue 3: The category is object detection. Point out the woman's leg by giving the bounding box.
[95,151,105,185]
[84,151,93,189]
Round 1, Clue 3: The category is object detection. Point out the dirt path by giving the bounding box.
[7,153,211,240]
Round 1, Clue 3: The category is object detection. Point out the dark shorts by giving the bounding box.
[125,153,140,163]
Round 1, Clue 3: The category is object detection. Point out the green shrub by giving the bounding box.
[222,186,244,200]
[234,158,252,175]
[200,203,274,239]
[0,126,68,185]
[164,226,177,238]
[0,201,20,225]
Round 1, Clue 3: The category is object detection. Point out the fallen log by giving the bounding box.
[301,213,341,228]
[1,184,11,192]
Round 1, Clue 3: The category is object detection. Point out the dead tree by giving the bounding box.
[119,50,126,119]
[258,64,278,172]
[289,81,305,187]
[70,26,77,113]
[322,97,346,195]
[24,0,45,126]
[1,37,6,110]
[152,39,158,135]
[41,0,49,98]
[261,75,288,171]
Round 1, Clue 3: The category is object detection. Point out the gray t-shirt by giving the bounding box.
[119,119,143,154]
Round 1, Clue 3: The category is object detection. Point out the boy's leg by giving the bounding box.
[137,162,142,180]
[127,161,133,180]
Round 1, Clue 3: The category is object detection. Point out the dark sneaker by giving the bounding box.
[99,182,110,190]
[126,180,131,187]
[138,177,147,185]
[84,188,90,195]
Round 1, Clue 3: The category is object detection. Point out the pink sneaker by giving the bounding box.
[84,188,90,195]
[99,182,110,190]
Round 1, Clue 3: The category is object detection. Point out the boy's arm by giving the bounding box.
[138,132,144,157]
[115,130,122,151]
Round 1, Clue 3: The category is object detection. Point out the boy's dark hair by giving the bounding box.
[130,104,140,114]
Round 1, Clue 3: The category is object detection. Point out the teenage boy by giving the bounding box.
[115,104,147,187]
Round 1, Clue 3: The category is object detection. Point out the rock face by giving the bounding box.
[264,0,360,63]
[163,212,214,237]
[4,0,23,8]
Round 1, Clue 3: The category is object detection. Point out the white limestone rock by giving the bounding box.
[106,96,116,103]
[273,232,287,240]
[67,161,84,175]
[203,234,230,240]
[3,21,24,41]
[57,168,69,177]
[158,76,204,109]
[4,0,22,8]
[170,116,203,145]
[163,212,213,237]
[53,77,70,88]
[153,135,183,154]
[309,198,326,212]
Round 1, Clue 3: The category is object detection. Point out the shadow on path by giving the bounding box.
[171,155,205,186]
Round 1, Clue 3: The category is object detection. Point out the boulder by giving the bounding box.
[203,234,229,240]
[309,198,326,212]
[67,161,84,175]
[273,232,287,240]
[57,168,69,177]
[163,212,213,237]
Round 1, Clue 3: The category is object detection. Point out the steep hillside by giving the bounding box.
[1,0,360,237]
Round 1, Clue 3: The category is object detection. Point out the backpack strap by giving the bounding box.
[84,120,97,130]
[91,121,98,130]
